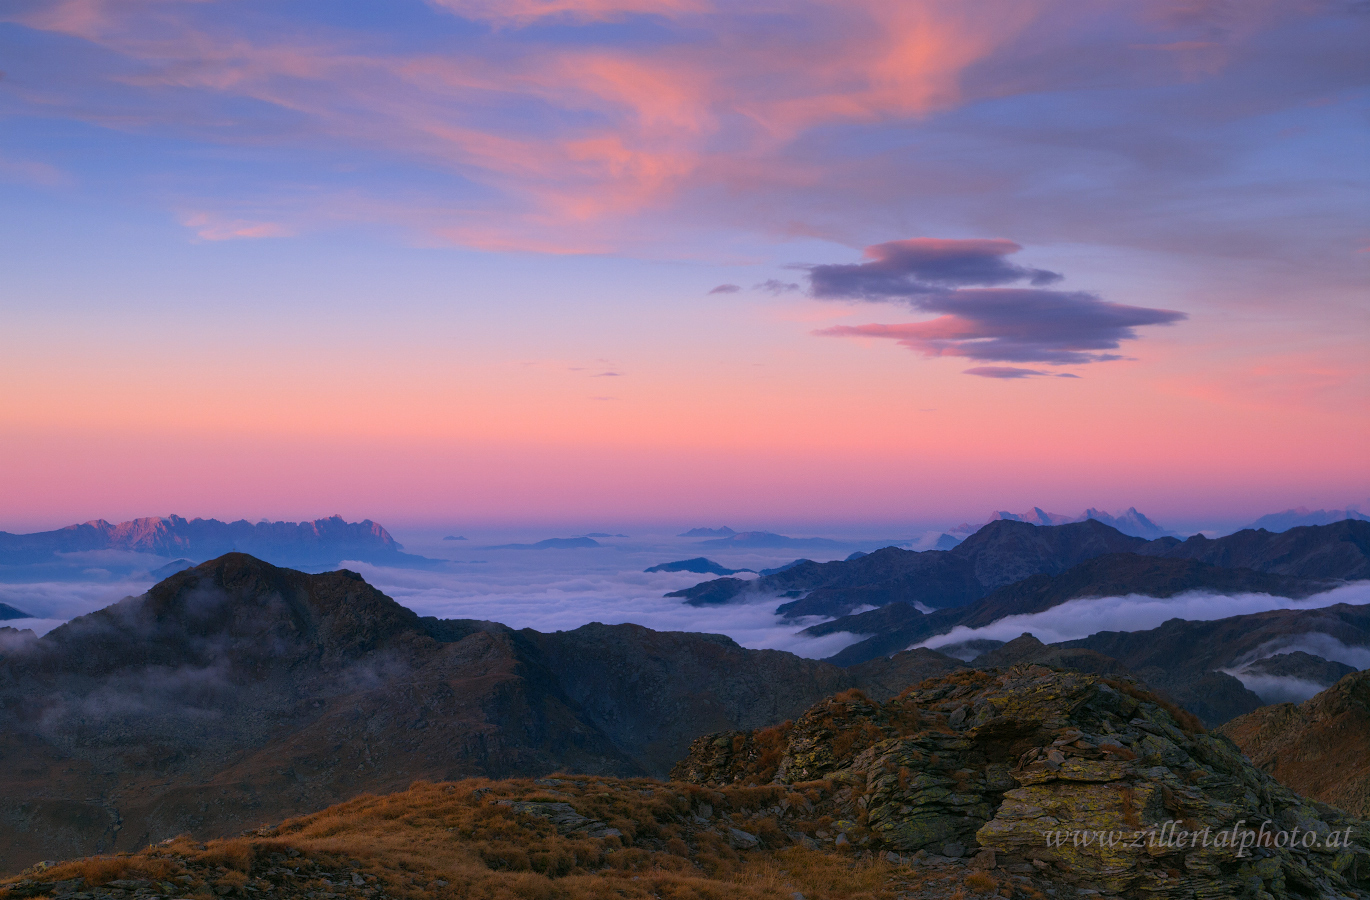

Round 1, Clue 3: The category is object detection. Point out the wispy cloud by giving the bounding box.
[180,212,292,241]
[755,279,800,294]
[708,283,741,294]
[965,366,1050,379]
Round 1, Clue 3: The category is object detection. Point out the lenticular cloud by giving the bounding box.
[808,237,1185,371]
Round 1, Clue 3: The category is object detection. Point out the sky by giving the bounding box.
[1,0,1367,533]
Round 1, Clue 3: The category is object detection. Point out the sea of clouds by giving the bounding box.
[4,530,1369,674]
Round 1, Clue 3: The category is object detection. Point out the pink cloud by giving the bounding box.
[180,212,292,241]
[4,0,1062,250]
[426,0,708,26]
[0,155,72,187]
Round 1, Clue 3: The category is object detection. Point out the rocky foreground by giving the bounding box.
[6,667,1370,900]
[674,666,1370,899]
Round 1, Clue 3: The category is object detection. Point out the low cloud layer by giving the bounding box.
[809,238,1186,369]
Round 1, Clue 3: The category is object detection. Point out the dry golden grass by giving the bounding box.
[963,870,998,893]
[4,777,995,900]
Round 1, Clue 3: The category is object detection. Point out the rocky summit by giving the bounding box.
[673,666,1370,899]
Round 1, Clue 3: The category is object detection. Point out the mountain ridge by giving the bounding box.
[0,514,432,574]
[0,553,963,871]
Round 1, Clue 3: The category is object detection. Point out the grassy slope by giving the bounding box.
[0,776,1039,900]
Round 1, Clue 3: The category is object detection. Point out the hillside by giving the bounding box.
[0,777,1071,900]
[1220,670,1370,817]
[0,554,962,872]
[7,667,1368,900]
[1142,519,1370,580]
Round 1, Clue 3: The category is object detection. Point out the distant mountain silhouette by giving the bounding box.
[0,515,431,577]
[643,558,751,575]
[694,531,848,550]
[669,518,1152,614]
[442,535,467,541]
[758,558,809,576]
[669,519,1370,621]
[1079,507,1175,538]
[989,507,1075,526]
[1244,506,1369,532]
[677,526,736,537]
[0,602,33,620]
[149,558,195,579]
[987,506,1175,538]
[486,537,601,550]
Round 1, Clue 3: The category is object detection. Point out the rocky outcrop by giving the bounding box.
[1221,670,1370,818]
[674,666,1370,898]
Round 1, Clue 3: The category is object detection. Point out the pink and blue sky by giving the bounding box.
[1,0,1366,533]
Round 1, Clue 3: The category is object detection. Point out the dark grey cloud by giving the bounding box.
[755,279,801,294]
[809,238,1186,369]
[809,238,1062,300]
[708,283,741,294]
[964,366,1046,379]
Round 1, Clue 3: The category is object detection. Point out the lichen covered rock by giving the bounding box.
[672,666,1370,898]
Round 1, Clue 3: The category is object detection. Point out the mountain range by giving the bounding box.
[677,526,736,537]
[810,552,1333,664]
[982,506,1176,538]
[484,536,601,550]
[1245,505,1370,532]
[5,543,1370,888]
[669,519,1370,624]
[0,553,963,871]
[0,515,431,579]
